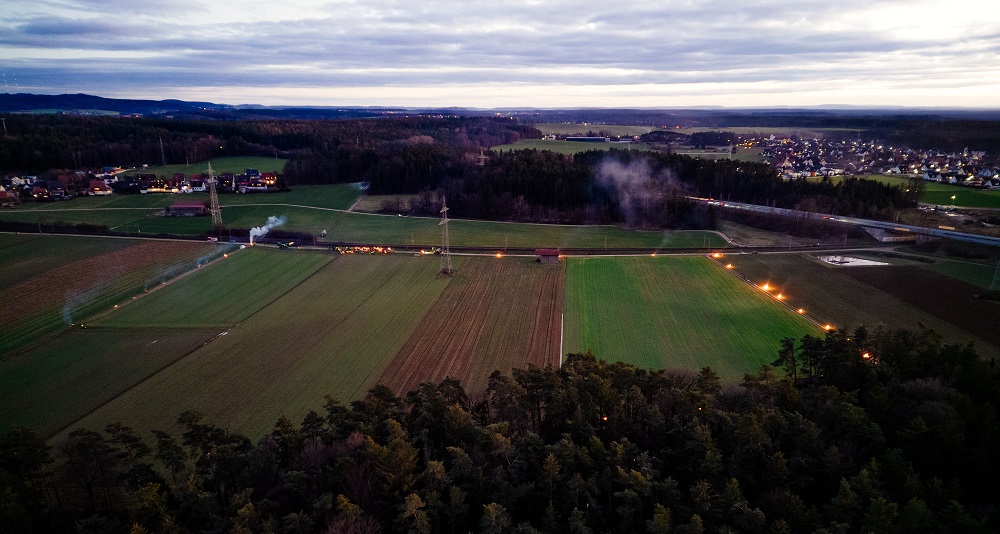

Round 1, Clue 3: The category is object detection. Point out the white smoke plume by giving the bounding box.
[595,158,681,227]
[249,215,286,244]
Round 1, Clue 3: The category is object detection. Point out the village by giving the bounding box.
[755,135,1000,187]
[0,166,283,205]
[3,135,1000,207]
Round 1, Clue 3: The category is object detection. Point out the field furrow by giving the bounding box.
[55,254,450,440]
[379,257,564,396]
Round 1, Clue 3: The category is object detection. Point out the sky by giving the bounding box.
[2,0,999,108]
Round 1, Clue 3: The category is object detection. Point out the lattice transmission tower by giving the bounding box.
[439,196,453,275]
[207,162,223,228]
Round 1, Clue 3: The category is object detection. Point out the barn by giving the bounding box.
[167,201,207,216]
[535,249,561,264]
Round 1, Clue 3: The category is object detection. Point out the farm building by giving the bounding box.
[535,249,561,264]
[88,179,112,196]
[167,201,207,216]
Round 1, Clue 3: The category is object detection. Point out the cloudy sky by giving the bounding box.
[2,0,999,108]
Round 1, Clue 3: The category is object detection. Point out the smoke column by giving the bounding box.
[249,215,286,244]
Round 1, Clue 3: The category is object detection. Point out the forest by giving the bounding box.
[1,115,919,228]
[2,326,998,533]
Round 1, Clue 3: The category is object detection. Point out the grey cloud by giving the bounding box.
[3,0,998,105]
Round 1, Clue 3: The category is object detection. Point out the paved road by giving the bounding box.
[691,197,1000,247]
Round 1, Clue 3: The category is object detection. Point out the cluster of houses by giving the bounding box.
[0,167,282,204]
[756,136,1000,189]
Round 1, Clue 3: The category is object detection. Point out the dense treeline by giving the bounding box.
[2,326,998,533]
[688,132,736,149]
[367,148,916,226]
[876,120,1000,156]
[0,115,535,174]
[1,115,917,226]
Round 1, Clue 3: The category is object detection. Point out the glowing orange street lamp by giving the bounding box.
[725,263,734,269]
[711,252,723,258]
[862,352,872,359]
[797,308,805,314]
[823,324,834,331]
[496,253,503,258]
[775,293,785,300]
[760,283,772,291]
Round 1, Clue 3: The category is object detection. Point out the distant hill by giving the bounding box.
[0,93,469,120]
[0,93,229,115]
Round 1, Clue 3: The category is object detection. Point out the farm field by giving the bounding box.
[95,248,333,328]
[379,256,564,396]
[0,233,135,288]
[0,328,218,436]
[563,256,816,381]
[841,174,1000,208]
[528,124,854,139]
[725,253,999,356]
[323,211,730,249]
[59,254,451,440]
[0,237,225,355]
[841,265,1000,349]
[0,185,729,250]
[491,139,651,154]
[921,259,998,288]
[531,123,657,137]
[670,148,765,162]
[121,156,288,177]
[6,184,361,212]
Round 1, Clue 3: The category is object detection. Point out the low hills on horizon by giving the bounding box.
[3,92,1000,124]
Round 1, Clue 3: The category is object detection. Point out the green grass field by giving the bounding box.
[531,123,657,137]
[921,259,999,289]
[838,174,1000,208]
[491,139,651,155]
[324,212,730,249]
[0,184,729,249]
[0,328,218,436]
[0,238,225,355]
[122,156,288,177]
[57,254,452,440]
[528,124,856,140]
[95,248,333,328]
[563,256,816,381]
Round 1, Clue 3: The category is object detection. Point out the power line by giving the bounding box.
[207,163,223,229]
[439,196,453,275]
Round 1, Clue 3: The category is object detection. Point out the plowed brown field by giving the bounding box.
[0,240,211,327]
[842,265,1000,350]
[378,257,564,396]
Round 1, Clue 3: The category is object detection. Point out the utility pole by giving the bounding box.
[207,163,223,229]
[1,117,6,136]
[159,137,167,166]
[439,196,453,275]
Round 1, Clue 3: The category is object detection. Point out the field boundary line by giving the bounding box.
[708,254,827,331]
[43,327,220,440]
